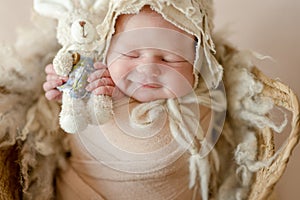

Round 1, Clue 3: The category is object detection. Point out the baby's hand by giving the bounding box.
[43,64,68,101]
[86,62,116,97]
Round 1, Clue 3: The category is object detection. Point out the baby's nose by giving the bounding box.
[136,64,161,77]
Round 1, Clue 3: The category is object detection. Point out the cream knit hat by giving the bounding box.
[98,0,222,89]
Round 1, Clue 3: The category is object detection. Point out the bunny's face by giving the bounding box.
[56,9,101,46]
[70,18,96,44]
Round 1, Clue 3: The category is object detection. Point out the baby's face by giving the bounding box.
[107,7,195,102]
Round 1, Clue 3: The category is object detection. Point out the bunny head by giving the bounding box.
[34,0,109,47]
[56,9,100,46]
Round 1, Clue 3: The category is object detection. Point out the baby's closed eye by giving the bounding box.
[121,52,139,58]
[115,49,188,64]
[162,57,187,63]
[162,55,188,63]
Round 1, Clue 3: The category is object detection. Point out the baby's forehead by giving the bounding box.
[114,6,194,40]
[115,6,161,26]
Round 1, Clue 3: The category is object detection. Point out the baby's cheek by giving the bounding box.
[177,69,195,87]
[109,64,134,85]
[184,66,195,86]
[166,79,193,98]
[109,69,125,87]
[190,72,196,87]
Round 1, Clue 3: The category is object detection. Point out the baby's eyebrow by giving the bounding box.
[109,43,136,52]
[112,49,136,54]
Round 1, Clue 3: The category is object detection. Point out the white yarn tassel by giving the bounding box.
[166,97,218,200]
[189,150,200,188]
[189,149,210,200]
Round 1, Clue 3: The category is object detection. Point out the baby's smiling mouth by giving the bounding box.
[141,83,162,88]
[126,74,162,89]
[127,77,162,88]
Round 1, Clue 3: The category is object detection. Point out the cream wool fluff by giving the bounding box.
[0,1,298,200]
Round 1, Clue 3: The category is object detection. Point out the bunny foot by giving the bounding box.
[60,93,89,133]
[88,94,113,125]
[59,113,88,134]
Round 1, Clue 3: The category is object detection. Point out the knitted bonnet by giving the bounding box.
[96,1,226,200]
[98,0,223,89]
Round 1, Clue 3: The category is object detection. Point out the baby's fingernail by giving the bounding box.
[93,63,100,68]
[56,80,63,84]
[86,85,91,91]
[59,77,68,81]
[94,62,106,69]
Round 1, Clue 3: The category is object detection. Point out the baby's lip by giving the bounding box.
[128,77,162,88]
[141,83,162,88]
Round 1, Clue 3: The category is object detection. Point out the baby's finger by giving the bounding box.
[92,86,115,96]
[45,90,62,101]
[46,74,59,81]
[43,80,63,91]
[45,64,56,74]
[94,62,107,69]
[88,69,111,82]
[86,78,115,91]
[46,74,68,82]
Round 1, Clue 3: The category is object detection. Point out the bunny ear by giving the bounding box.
[92,0,110,13]
[79,0,96,10]
[33,0,74,19]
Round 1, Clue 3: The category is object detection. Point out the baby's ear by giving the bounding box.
[33,0,74,19]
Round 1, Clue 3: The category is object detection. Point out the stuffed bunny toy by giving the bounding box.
[34,0,113,134]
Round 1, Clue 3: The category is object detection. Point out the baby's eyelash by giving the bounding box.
[112,51,138,58]
[121,53,139,58]
[162,58,187,63]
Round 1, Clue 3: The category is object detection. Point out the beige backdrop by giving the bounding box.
[0,0,299,199]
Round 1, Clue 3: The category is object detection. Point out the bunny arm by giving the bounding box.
[53,49,74,77]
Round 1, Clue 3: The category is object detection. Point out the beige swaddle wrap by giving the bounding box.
[57,96,213,200]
